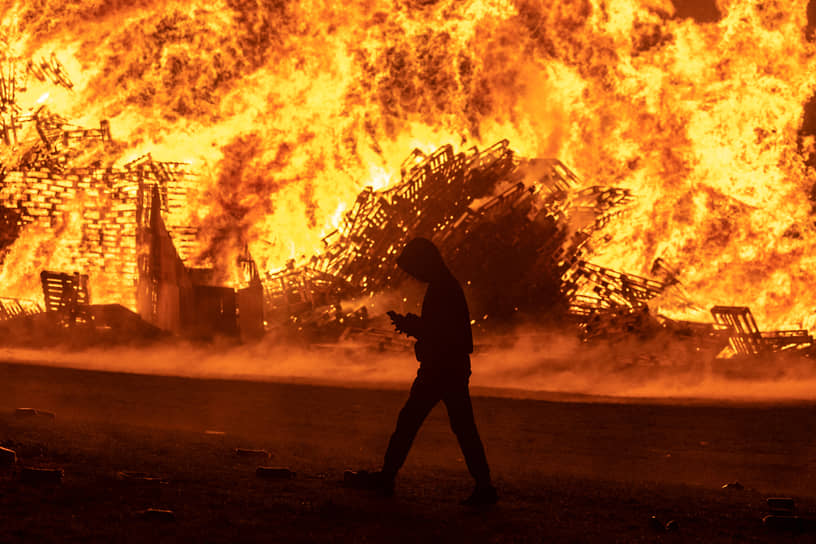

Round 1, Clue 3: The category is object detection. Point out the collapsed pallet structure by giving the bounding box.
[260,142,816,364]
[0,296,40,320]
[0,49,814,367]
[264,141,634,323]
[0,51,263,342]
[711,306,814,357]
[263,139,673,343]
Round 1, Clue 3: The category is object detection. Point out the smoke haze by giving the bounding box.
[3,330,816,402]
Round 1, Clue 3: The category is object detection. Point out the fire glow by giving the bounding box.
[1,1,816,331]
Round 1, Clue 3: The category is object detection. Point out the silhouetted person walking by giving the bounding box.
[374,237,497,506]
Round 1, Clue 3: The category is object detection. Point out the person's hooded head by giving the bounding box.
[396,237,449,283]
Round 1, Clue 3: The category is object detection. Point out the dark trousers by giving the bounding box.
[382,374,491,485]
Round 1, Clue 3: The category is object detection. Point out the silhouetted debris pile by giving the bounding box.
[563,261,667,314]
[263,139,661,342]
[260,140,816,367]
[262,140,814,367]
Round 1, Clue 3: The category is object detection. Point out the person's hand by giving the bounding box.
[387,311,423,338]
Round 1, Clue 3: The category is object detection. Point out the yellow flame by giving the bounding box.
[1,0,816,331]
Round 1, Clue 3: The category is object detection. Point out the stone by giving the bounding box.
[116,471,167,484]
[649,515,665,532]
[235,448,270,458]
[343,470,371,488]
[14,408,55,421]
[0,447,16,465]
[14,408,37,418]
[256,466,295,480]
[138,508,175,521]
[763,515,806,532]
[721,481,744,490]
[36,410,56,421]
[20,467,63,484]
[767,497,795,515]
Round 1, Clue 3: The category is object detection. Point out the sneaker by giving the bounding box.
[369,471,395,497]
[461,484,498,506]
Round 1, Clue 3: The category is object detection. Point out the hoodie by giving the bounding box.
[396,238,474,378]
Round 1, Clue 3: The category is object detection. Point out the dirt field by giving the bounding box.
[1,360,816,543]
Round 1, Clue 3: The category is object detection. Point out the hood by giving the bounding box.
[396,237,448,283]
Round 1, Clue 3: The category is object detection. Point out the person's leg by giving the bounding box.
[442,378,491,487]
[382,377,441,479]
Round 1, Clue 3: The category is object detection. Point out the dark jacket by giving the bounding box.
[397,238,473,378]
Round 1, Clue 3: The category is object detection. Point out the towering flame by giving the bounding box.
[2,0,816,329]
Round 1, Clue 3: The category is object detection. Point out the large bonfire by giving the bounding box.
[1,0,816,334]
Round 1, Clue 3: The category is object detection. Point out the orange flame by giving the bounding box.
[1,1,816,330]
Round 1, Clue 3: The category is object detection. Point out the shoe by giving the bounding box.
[461,484,498,506]
[369,471,395,497]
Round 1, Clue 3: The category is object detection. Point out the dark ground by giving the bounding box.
[1,361,816,543]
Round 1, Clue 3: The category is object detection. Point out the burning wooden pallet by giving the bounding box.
[0,297,42,320]
[263,140,641,340]
[710,306,814,357]
[40,270,91,325]
[0,52,202,311]
[0,268,165,345]
[563,261,667,310]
